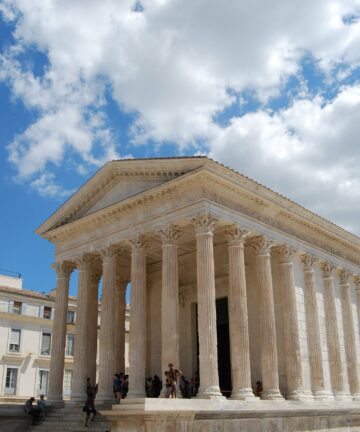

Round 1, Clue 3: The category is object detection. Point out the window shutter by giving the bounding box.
[10,329,20,345]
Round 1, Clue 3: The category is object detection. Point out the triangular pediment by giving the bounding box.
[36,157,208,235]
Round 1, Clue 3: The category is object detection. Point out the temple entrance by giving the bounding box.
[195,297,232,397]
[216,297,232,397]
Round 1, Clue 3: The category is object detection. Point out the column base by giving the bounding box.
[313,389,334,400]
[198,386,225,400]
[46,396,65,408]
[96,393,115,405]
[334,391,353,401]
[261,389,284,400]
[231,387,257,400]
[287,389,314,401]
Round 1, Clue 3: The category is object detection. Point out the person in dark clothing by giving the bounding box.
[83,377,97,427]
[152,375,162,398]
[24,397,40,425]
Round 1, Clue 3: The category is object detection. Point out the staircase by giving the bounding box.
[28,405,111,432]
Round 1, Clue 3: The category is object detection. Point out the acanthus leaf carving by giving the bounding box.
[191,212,217,234]
[158,224,182,244]
[339,270,352,285]
[321,261,337,278]
[301,253,318,271]
[225,225,250,246]
[51,261,75,278]
[249,235,274,255]
[272,245,296,263]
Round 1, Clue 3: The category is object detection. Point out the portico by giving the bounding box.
[37,157,360,422]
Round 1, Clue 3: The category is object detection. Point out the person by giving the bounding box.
[24,397,40,425]
[145,377,153,397]
[180,375,190,398]
[83,377,97,427]
[113,374,122,403]
[255,380,262,398]
[152,375,162,398]
[167,363,182,399]
[164,371,172,398]
[122,374,129,398]
[37,394,47,418]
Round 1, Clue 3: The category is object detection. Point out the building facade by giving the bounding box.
[36,157,360,407]
[0,274,129,400]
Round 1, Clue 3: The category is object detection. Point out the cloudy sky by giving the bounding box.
[1,0,360,293]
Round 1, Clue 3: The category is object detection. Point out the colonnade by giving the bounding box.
[47,212,360,404]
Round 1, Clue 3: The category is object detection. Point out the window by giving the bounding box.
[4,367,18,395]
[37,370,49,395]
[40,332,51,356]
[65,334,74,356]
[43,306,52,320]
[13,301,22,315]
[9,329,21,353]
[63,369,73,396]
[67,310,75,324]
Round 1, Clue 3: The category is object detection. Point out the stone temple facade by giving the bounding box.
[37,157,360,431]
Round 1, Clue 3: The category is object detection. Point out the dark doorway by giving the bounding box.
[216,297,232,397]
[195,297,232,397]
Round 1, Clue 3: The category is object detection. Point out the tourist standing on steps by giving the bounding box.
[83,377,97,427]
[167,363,182,399]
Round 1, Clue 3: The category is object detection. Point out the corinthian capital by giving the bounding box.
[321,261,337,278]
[225,225,250,246]
[158,224,182,244]
[129,234,148,253]
[191,212,217,234]
[272,245,296,263]
[354,277,360,291]
[301,254,318,272]
[73,253,95,271]
[100,244,120,263]
[339,270,352,285]
[249,235,274,255]
[51,261,75,279]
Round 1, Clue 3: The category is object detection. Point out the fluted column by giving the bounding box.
[87,268,101,386]
[159,224,181,396]
[47,261,74,405]
[322,262,349,400]
[97,246,118,403]
[354,278,360,338]
[226,226,255,400]
[128,235,147,398]
[339,271,360,400]
[115,277,127,374]
[301,254,332,399]
[273,245,307,400]
[250,236,283,400]
[71,253,95,402]
[192,212,223,399]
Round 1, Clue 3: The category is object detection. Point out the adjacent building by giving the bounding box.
[0,274,129,400]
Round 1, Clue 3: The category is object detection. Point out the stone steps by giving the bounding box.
[28,407,111,432]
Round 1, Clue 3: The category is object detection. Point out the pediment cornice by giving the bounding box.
[37,158,360,266]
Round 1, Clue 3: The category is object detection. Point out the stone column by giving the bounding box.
[339,271,360,400]
[47,261,74,405]
[322,262,349,400]
[87,268,101,386]
[301,254,332,399]
[159,224,181,395]
[354,278,360,338]
[192,212,223,399]
[128,236,147,398]
[225,226,254,400]
[250,236,283,400]
[71,253,94,402]
[97,246,118,403]
[273,245,307,400]
[115,277,127,375]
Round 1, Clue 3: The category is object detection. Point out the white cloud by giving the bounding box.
[210,84,360,234]
[1,0,360,232]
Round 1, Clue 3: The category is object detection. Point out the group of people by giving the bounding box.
[146,364,199,399]
[113,373,129,402]
[24,394,47,425]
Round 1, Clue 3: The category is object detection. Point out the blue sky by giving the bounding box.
[1,0,360,296]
